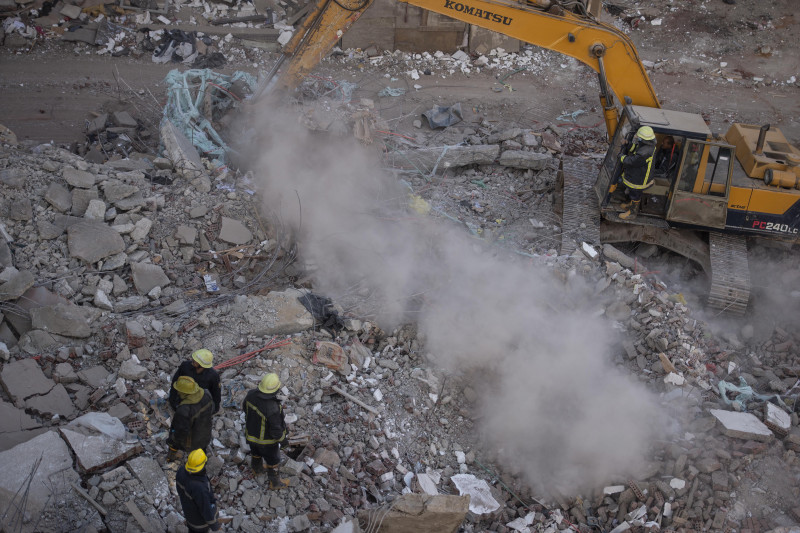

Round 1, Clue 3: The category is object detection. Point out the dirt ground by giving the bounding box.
[1,0,799,146]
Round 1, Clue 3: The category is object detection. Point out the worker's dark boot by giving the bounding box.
[620,200,640,220]
[167,447,180,463]
[251,455,265,475]
[266,465,289,490]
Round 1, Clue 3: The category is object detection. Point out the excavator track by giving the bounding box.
[707,233,750,315]
[560,158,601,255]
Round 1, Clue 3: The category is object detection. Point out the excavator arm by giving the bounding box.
[261,0,660,137]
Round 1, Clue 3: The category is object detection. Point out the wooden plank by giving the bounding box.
[71,483,107,517]
[125,500,156,533]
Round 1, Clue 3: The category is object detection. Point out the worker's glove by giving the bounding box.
[167,447,180,462]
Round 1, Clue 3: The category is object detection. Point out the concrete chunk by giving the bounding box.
[63,167,96,188]
[1,358,54,403]
[118,359,148,380]
[25,383,76,418]
[127,456,170,501]
[0,269,35,301]
[103,179,139,203]
[71,187,99,216]
[161,120,205,180]
[385,145,499,171]
[0,400,46,451]
[68,220,125,263]
[765,402,791,435]
[131,262,170,294]
[60,423,142,473]
[710,409,773,442]
[112,111,138,128]
[84,199,107,220]
[497,150,551,170]
[248,289,315,336]
[77,365,111,388]
[30,302,91,338]
[45,182,73,212]
[218,217,252,245]
[357,493,469,533]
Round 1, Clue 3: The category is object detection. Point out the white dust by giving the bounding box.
[241,107,665,493]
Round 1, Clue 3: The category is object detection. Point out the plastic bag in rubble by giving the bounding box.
[161,69,258,167]
[422,103,463,129]
[717,376,780,412]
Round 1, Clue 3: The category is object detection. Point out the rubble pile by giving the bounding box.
[1,122,799,533]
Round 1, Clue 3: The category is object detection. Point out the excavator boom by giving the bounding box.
[268,0,660,136]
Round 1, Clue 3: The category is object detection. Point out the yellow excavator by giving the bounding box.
[258,0,800,314]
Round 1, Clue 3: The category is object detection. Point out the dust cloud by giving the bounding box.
[241,107,665,494]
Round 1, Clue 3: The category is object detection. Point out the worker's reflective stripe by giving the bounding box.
[244,401,286,445]
[622,150,656,189]
[176,481,192,501]
[190,401,211,423]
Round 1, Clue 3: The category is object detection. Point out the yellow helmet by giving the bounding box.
[185,449,207,473]
[258,373,281,394]
[636,126,655,141]
[174,376,200,395]
[192,349,214,369]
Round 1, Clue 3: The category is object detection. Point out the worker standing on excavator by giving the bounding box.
[618,126,658,220]
[243,373,289,489]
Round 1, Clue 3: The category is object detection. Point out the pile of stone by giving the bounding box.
[2,102,800,533]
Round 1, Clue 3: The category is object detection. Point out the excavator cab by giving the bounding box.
[596,105,735,230]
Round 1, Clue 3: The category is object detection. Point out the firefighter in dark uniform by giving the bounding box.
[168,376,214,462]
[169,349,222,414]
[619,125,657,220]
[176,449,221,532]
[243,373,289,489]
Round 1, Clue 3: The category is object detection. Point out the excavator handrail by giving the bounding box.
[267,0,660,136]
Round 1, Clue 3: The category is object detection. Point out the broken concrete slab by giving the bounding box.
[127,455,170,502]
[0,400,45,451]
[130,216,153,242]
[246,289,315,336]
[0,430,82,531]
[77,365,111,388]
[356,493,469,533]
[161,120,205,180]
[114,295,148,312]
[25,383,76,418]
[175,225,197,245]
[60,413,142,473]
[386,145,500,171]
[45,182,73,212]
[0,269,35,301]
[218,217,253,245]
[102,179,139,203]
[7,198,32,220]
[0,357,54,403]
[84,198,107,220]
[118,359,147,380]
[63,167,96,188]
[112,111,138,128]
[71,187,99,216]
[17,329,73,355]
[53,362,78,384]
[710,409,773,442]
[30,302,91,338]
[68,220,125,263]
[497,150,551,170]
[130,262,170,294]
[765,402,791,435]
[3,285,69,340]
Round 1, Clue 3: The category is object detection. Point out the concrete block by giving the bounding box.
[0,358,54,403]
[68,220,125,263]
[710,409,773,442]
